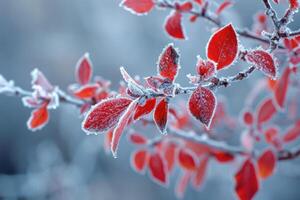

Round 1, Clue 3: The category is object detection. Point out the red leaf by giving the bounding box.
[133,98,156,120]
[216,1,233,15]
[82,97,132,134]
[257,149,276,179]
[196,56,216,79]
[256,98,277,126]
[75,53,93,85]
[148,152,167,185]
[154,98,169,134]
[235,159,259,200]
[207,24,238,70]
[164,143,177,173]
[158,44,180,81]
[73,84,98,99]
[27,105,49,131]
[179,2,193,11]
[283,123,300,143]
[175,171,191,199]
[129,132,147,144]
[289,0,299,10]
[194,0,203,5]
[131,149,149,173]
[178,148,196,171]
[273,67,291,109]
[243,111,254,126]
[245,49,277,78]
[165,11,186,40]
[111,99,138,157]
[193,156,209,189]
[188,86,217,129]
[213,151,234,163]
[121,0,154,15]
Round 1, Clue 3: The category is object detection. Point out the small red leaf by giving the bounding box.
[213,151,235,163]
[207,24,238,70]
[245,49,277,78]
[196,56,216,79]
[179,2,193,11]
[129,133,147,145]
[131,150,148,173]
[154,98,169,134]
[158,44,180,81]
[175,171,191,199]
[256,98,277,126]
[235,159,259,200]
[243,111,254,126]
[148,152,167,185]
[111,99,138,157]
[178,148,196,171]
[188,86,217,129]
[273,67,291,109]
[216,1,233,15]
[289,0,299,10]
[75,53,93,85]
[193,156,209,190]
[82,98,132,134]
[121,0,154,15]
[133,98,156,120]
[27,105,49,131]
[283,123,300,143]
[73,84,98,99]
[165,11,186,40]
[257,149,276,179]
[164,143,177,173]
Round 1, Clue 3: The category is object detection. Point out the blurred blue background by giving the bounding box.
[0,0,300,199]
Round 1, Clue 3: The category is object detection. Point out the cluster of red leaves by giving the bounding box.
[121,0,233,40]
[22,69,58,131]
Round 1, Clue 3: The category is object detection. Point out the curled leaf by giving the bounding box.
[121,0,154,15]
[75,53,93,85]
[154,98,169,134]
[164,11,186,40]
[27,105,49,131]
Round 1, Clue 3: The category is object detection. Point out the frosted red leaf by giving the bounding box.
[256,98,277,126]
[243,111,254,126]
[193,156,209,190]
[131,149,148,173]
[274,67,291,109]
[154,98,169,134]
[148,152,167,185]
[27,104,49,131]
[213,151,234,163]
[188,86,217,129]
[164,143,177,173]
[283,124,300,143]
[165,11,185,40]
[73,84,98,99]
[179,2,193,11]
[216,1,233,15]
[289,0,299,9]
[196,56,216,79]
[82,97,132,134]
[175,171,191,199]
[121,0,154,15]
[245,49,277,78]
[75,53,93,85]
[264,127,279,144]
[257,149,276,179]
[178,148,196,171]
[111,99,138,157]
[207,24,238,70]
[31,69,54,92]
[235,159,259,200]
[158,44,180,81]
[133,98,156,120]
[129,132,147,145]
